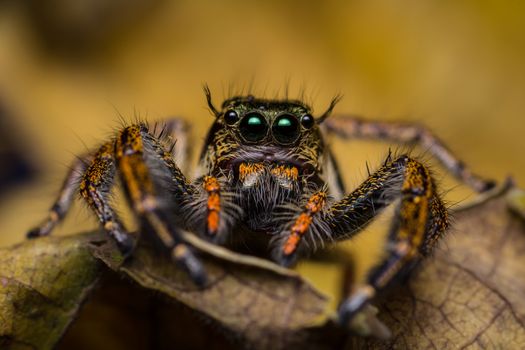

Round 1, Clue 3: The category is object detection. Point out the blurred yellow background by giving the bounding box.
[0,0,523,308]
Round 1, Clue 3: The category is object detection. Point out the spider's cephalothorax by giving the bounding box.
[27,86,495,328]
[197,95,341,234]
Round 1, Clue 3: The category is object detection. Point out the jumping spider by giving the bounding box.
[27,87,494,328]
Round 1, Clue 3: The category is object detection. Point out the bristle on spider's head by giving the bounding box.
[317,94,343,124]
[203,84,220,117]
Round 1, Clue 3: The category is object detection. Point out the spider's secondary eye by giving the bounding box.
[272,114,300,144]
[224,110,239,125]
[300,114,314,129]
[239,112,268,142]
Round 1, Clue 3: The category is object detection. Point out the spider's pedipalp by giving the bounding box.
[183,175,242,244]
[276,190,328,265]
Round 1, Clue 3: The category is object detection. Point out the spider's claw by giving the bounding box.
[272,245,299,268]
[480,179,497,192]
[280,257,295,268]
[189,265,208,287]
[171,244,208,287]
[26,223,52,239]
[339,302,392,339]
[26,227,43,239]
[277,253,297,268]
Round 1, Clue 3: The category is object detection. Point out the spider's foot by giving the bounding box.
[105,223,136,257]
[113,233,136,257]
[278,254,297,268]
[171,244,208,287]
[338,285,392,339]
[26,227,47,239]
[338,301,392,339]
[272,246,299,268]
[470,177,497,193]
[26,222,53,239]
[203,229,226,245]
[337,285,376,328]
[478,179,497,193]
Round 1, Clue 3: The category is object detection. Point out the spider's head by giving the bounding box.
[200,86,342,175]
[217,96,314,146]
[204,86,341,147]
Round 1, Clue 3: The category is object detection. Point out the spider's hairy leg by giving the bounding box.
[79,141,134,254]
[203,176,221,237]
[116,124,207,285]
[27,155,92,238]
[325,156,449,326]
[275,190,329,266]
[148,117,192,174]
[183,174,241,243]
[324,116,495,192]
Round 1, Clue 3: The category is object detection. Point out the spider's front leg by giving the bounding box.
[115,124,208,285]
[26,140,136,255]
[277,155,448,326]
[79,141,135,253]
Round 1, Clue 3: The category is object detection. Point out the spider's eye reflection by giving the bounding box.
[239,112,268,142]
[272,114,300,144]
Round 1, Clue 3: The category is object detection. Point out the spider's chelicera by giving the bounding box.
[27,86,494,326]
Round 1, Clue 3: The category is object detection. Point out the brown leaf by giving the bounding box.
[353,184,525,349]
[0,234,102,349]
[91,232,330,348]
[3,184,525,349]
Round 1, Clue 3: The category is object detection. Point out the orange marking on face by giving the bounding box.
[271,165,299,180]
[239,163,264,181]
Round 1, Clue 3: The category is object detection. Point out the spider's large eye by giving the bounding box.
[239,112,268,142]
[272,114,300,144]
[224,110,239,125]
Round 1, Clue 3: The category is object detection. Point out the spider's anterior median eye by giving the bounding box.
[224,110,239,125]
[272,114,300,144]
[239,112,268,142]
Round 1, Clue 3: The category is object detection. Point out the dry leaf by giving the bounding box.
[0,235,102,349]
[91,234,330,347]
[352,184,525,349]
[1,184,524,349]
